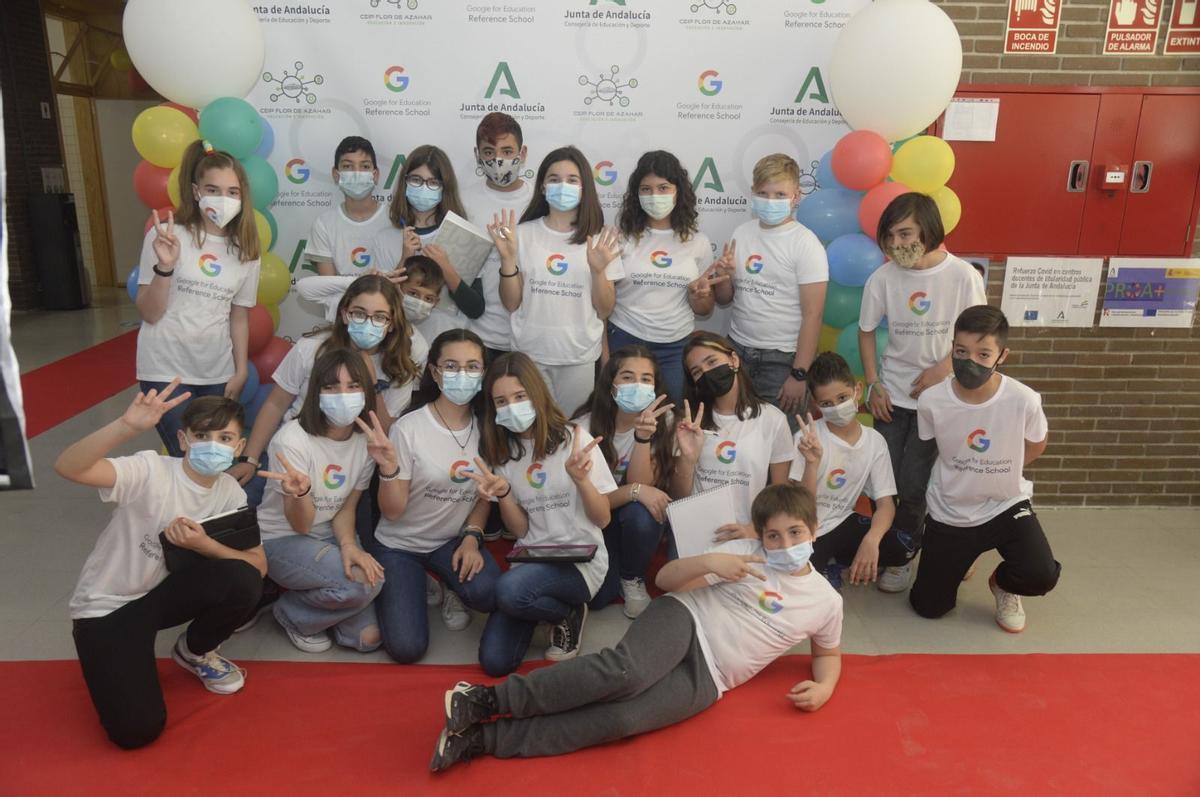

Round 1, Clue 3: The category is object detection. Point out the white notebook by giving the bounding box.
[432,211,494,285]
[666,484,737,560]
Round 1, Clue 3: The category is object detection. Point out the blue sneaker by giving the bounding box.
[172,633,245,695]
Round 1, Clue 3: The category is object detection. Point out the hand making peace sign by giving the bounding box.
[634,394,675,441]
[354,411,398,473]
[674,399,706,461]
[794,412,823,468]
[465,456,511,501]
[565,428,602,483]
[151,209,181,269]
[119,377,192,434]
[257,452,312,498]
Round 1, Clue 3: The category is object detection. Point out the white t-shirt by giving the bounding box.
[669,538,843,696]
[917,375,1048,527]
[136,228,260,384]
[691,404,794,524]
[610,229,712,343]
[495,425,617,597]
[727,220,828,352]
[304,203,393,276]
[461,180,535,350]
[270,330,426,421]
[788,420,896,537]
[373,223,468,342]
[575,412,636,484]
[859,255,987,411]
[69,451,247,619]
[258,420,375,542]
[374,405,481,554]
[510,219,626,366]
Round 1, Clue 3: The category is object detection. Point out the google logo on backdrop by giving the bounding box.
[285,158,310,184]
[384,65,409,93]
[593,160,618,186]
[697,69,723,96]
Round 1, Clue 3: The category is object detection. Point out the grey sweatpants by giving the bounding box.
[484,596,720,758]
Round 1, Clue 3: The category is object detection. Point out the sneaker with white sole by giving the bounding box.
[988,570,1026,633]
[444,681,498,735]
[430,724,485,772]
[273,604,332,653]
[442,591,471,631]
[877,561,914,593]
[619,578,651,619]
[172,633,245,694]
[545,604,587,661]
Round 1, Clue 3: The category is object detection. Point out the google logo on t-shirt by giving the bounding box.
[526,463,547,489]
[384,65,409,93]
[967,428,991,453]
[744,254,764,274]
[697,69,722,96]
[198,254,222,277]
[351,247,371,268]
[715,440,737,464]
[649,250,672,269]
[758,590,784,614]
[909,291,931,315]
[593,161,618,186]
[826,468,847,489]
[285,158,310,184]
[615,455,630,481]
[546,254,569,275]
[323,464,346,489]
[449,460,473,483]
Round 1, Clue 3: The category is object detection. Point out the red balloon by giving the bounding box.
[247,304,275,356]
[832,130,893,191]
[858,182,913,238]
[251,336,293,386]
[161,101,199,125]
[143,206,175,234]
[133,160,172,209]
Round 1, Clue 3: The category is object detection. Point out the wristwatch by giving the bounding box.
[233,455,252,465]
[459,525,485,544]
[790,367,808,381]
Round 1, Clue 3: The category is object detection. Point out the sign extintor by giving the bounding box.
[1164,0,1200,54]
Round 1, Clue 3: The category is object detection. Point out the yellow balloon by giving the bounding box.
[257,252,291,306]
[856,412,874,428]
[253,209,274,250]
[265,303,281,331]
[818,324,841,355]
[930,185,962,234]
[131,106,199,168]
[167,165,181,208]
[890,135,955,194]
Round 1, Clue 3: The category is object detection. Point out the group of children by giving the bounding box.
[55,114,1061,763]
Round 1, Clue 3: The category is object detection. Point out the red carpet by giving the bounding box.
[2,654,1197,796]
[19,330,138,438]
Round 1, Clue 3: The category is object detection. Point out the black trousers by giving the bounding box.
[72,558,262,749]
[910,500,1061,619]
[814,512,916,570]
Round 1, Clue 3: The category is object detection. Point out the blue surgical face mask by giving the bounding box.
[765,541,814,572]
[405,183,442,212]
[319,391,366,427]
[751,196,793,226]
[614,382,656,414]
[346,317,387,349]
[337,170,376,200]
[441,371,483,406]
[544,183,582,212]
[187,440,236,476]
[495,400,537,433]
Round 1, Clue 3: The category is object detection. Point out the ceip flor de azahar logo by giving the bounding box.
[909,291,931,316]
[526,463,547,489]
[744,254,764,274]
[698,69,723,96]
[449,460,473,483]
[198,254,222,277]
[263,61,324,105]
[650,250,672,268]
[323,464,346,489]
[593,161,618,186]
[384,65,410,93]
[967,429,991,453]
[351,247,372,268]
[546,254,569,275]
[285,158,310,184]
[758,590,783,614]
[715,440,737,464]
[826,468,847,489]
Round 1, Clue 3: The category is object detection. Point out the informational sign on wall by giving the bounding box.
[1001,257,1103,327]
[1004,0,1062,54]
[1099,259,1200,328]
[1103,0,1164,55]
[1164,0,1200,54]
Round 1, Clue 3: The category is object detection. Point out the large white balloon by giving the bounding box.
[123,0,265,109]
[829,0,962,143]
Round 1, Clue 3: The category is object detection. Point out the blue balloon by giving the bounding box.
[815,150,844,192]
[126,265,140,302]
[254,117,274,159]
[238,362,260,405]
[796,189,862,243]
[827,233,885,288]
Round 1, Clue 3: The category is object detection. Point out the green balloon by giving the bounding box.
[823,280,864,330]
[240,155,278,211]
[198,97,262,160]
[836,323,888,377]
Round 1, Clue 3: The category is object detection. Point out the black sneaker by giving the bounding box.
[544,604,587,661]
[444,682,497,736]
[430,725,485,772]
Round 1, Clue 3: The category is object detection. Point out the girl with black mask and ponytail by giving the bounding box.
[670,332,794,541]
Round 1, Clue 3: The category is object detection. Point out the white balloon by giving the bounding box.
[123,0,265,109]
[829,0,962,143]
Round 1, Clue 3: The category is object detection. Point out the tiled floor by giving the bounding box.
[4,289,1199,665]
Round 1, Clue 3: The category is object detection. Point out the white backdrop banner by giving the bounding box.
[245,0,867,340]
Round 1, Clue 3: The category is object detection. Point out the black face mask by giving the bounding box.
[952,356,996,390]
[697,364,737,399]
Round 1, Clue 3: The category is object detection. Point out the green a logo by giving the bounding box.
[485,62,520,99]
[289,238,317,275]
[384,154,408,190]
[691,157,724,193]
[794,67,829,104]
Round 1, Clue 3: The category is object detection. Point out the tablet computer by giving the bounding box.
[506,544,597,563]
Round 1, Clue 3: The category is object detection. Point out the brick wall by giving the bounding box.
[1,0,65,310]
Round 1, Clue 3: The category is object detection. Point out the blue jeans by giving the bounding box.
[371,536,501,664]
[875,405,938,545]
[478,562,591,677]
[138,380,226,457]
[727,341,800,430]
[591,502,666,609]
[607,323,687,403]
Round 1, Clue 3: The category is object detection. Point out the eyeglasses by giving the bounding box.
[405,175,443,190]
[346,309,392,328]
[437,361,484,376]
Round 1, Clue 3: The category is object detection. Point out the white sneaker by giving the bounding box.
[274,605,332,653]
[426,574,444,607]
[172,633,245,694]
[988,570,1026,633]
[877,561,914,593]
[619,578,652,619]
[545,604,587,661]
[442,591,471,632]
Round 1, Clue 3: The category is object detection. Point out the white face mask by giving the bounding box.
[403,293,435,322]
[822,397,859,427]
[338,170,376,200]
[639,193,676,220]
[198,195,241,229]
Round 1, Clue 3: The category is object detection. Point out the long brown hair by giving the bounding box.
[405,328,487,418]
[479,352,568,466]
[617,150,699,243]
[174,140,260,262]
[681,331,763,432]
[297,348,377,438]
[387,144,467,229]
[519,146,604,246]
[573,345,673,491]
[308,275,419,388]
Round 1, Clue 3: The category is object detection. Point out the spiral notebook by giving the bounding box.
[666,484,737,560]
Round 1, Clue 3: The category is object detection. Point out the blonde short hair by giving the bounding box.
[752,153,800,189]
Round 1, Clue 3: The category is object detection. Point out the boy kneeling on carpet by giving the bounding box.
[58,381,266,749]
[429,482,842,770]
